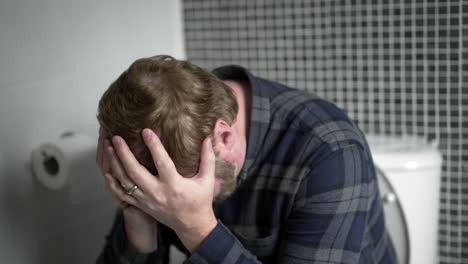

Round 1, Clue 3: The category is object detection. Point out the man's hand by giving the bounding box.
[105,128,218,253]
[97,128,158,253]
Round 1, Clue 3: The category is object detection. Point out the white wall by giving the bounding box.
[0,0,184,263]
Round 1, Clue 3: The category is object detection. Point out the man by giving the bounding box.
[95,55,396,263]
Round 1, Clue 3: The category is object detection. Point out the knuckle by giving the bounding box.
[152,192,165,205]
[150,192,160,203]
[158,163,168,172]
[147,202,156,212]
[121,180,132,191]
[128,167,141,178]
[154,158,165,168]
[172,186,183,199]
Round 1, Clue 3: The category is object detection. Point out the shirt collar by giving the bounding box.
[212,65,271,185]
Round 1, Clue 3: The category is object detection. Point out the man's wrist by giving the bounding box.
[125,219,159,253]
[176,215,218,253]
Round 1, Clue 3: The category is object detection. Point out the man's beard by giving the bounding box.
[213,156,238,204]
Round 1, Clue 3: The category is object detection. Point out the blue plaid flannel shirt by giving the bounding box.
[96,65,397,263]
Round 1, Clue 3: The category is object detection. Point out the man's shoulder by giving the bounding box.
[251,84,371,183]
[267,87,367,151]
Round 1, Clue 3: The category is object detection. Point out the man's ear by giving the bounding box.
[212,119,235,153]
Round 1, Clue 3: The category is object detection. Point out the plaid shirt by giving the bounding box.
[96,66,397,263]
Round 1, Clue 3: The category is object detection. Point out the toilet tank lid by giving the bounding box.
[365,134,442,171]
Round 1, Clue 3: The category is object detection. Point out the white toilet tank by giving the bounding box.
[366,134,442,264]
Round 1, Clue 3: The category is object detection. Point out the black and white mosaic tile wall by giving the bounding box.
[183,1,468,263]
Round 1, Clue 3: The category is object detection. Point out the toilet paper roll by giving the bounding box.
[31,132,97,190]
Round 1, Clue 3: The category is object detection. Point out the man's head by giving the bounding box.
[97,55,244,202]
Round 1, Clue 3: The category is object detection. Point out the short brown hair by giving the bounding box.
[97,55,238,176]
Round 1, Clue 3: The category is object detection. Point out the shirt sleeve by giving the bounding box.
[96,209,168,264]
[184,220,261,264]
[277,144,380,263]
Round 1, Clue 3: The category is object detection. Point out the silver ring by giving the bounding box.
[126,185,139,195]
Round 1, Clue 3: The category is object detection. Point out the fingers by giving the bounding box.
[101,140,111,174]
[97,128,111,176]
[106,143,140,193]
[96,127,104,170]
[103,172,139,207]
[111,135,158,190]
[197,137,216,183]
[110,131,175,187]
[141,128,177,182]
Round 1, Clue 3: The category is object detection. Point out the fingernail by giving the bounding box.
[112,136,120,146]
[142,129,152,140]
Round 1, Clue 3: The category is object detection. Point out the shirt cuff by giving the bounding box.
[186,221,238,263]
